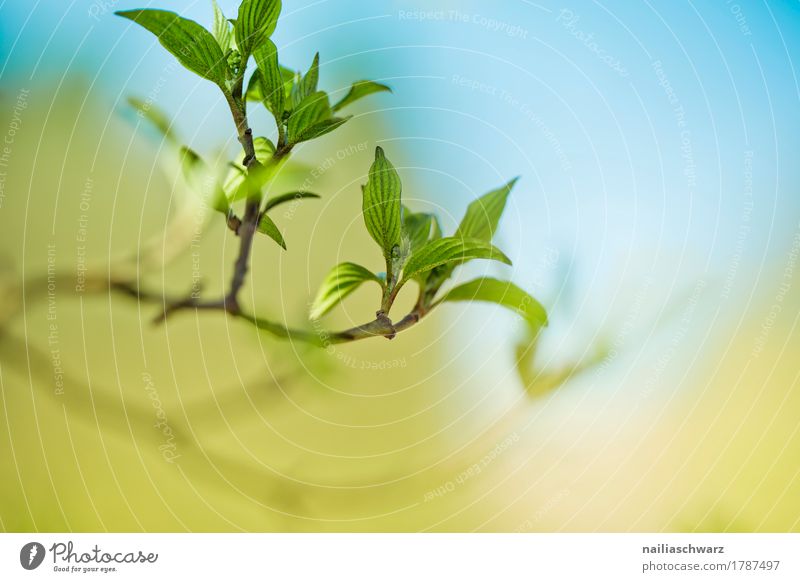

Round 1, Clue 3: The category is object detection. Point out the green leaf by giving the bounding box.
[178,146,229,214]
[332,80,392,112]
[252,136,276,161]
[235,0,281,60]
[456,177,518,242]
[116,9,229,88]
[257,213,286,249]
[127,96,176,143]
[252,39,285,122]
[178,145,202,176]
[264,191,320,212]
[249,65,295,104]
[431,215,443,240]
[246,73,264,101]
[224,159,276,203]
[280,66,296,100]
[403,209,438,253]
[287,91,331,143]
[440,277,547,330]
[291,116,349,144]
[222,164,246,201]
[290,52,320,108]
[401,237,511,283]
[362,146,402,260]
[310,262,382,319]
[211,0,233,53]
[222,137,275,201]
[210,188,231,214]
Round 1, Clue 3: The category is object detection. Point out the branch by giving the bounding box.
[31,73,431,346]
[159,93,287,320]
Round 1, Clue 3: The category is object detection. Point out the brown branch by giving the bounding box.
[158,93,275,320]
[11,267,432,347]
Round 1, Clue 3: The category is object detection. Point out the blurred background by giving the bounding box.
[0,0,799,531]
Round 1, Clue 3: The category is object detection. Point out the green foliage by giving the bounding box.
[117,0,547,371]
[235,0,281,62]
[116,9,230,89]
[223,137,279,202]
[440,277,547,330]
[402,208,438,253]
[257,213,286,249]
[252,39,284,124]
[178,146,230,215]
[211,0,233,54]
[310,263,382,319]
[290,53,320,108]
[126,96,176,143]
[456,177,518,242]
[253,136,276,159]
[361,147,402,262]
[264,191,320,212]
[312,147,533,325]
[118,1,388,157]
[400,237,510,284]
[287,91,349,145]
[225,160,277,202]
[290,116,350,145]
[333,81,392,112]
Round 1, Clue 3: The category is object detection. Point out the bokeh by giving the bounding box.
[0,0,798,531]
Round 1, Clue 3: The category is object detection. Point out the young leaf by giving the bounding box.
[401,237,511,283]
[439,277,547,330]
[116,9,229,89]
[127,96,176,144]
[252,39,285,122]
[248,65,295,106]
[224,159,277,202]
[246,73,265,101]
[223,164,246,201]
[310,262,382,319]
[257,213,286,249]
[290,52,320,108]
[179,145,202,176]
[211,0,233,53]
[280,65,296,102]
[332,80,392,112]
[287,91,330,143]
[291,116,349,144]
[403,209,437,253]
[456,177,518,242]
[264,191,320,212]
[235,0,281,60]
[253,136,276,161]
[362,146,402,260]
[222,136,276,200]
[430,214,443,240]
[178,146,229,214]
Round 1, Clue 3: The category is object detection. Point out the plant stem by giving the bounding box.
[12,86,435,346]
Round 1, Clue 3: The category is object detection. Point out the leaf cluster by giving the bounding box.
[118,0,390,249]
[311,148,548,332]
[118,0,547,349]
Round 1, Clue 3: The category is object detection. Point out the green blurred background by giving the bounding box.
[0,0,799,531]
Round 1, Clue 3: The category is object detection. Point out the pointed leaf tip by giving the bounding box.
[456,176,519,243]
